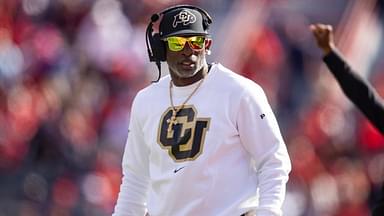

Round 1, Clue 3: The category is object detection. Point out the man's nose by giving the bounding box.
[181,42,194,56]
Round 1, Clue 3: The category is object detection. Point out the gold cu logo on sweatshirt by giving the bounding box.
[157,105,210,162]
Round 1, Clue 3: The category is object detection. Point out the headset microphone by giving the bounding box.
[151,14,160,22]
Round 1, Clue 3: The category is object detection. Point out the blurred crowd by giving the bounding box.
[0,0,384,215]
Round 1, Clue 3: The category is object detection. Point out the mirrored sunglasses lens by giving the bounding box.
[189,36,205,49]
[167,37,187,51]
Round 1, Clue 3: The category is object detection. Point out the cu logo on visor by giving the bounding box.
[173,10,197,28]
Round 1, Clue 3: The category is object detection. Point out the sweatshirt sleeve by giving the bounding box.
[113,95,150,216]
[237,83,291,216]
[323,50,384,133]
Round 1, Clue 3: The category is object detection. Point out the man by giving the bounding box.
[113,5,291,216]
[310,23,384,216]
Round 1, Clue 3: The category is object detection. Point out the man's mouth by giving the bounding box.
[179,61,195,68]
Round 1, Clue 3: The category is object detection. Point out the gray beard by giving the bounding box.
[172,69,200,78]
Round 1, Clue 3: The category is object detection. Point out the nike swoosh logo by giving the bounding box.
[173,166,186,173]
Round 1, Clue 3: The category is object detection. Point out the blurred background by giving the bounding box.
[0,0,384,215]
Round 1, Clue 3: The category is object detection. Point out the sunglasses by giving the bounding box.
[165,36,206,52]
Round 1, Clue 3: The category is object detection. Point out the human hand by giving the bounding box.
[309,23,336,55]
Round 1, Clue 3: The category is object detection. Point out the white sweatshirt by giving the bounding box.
[113,63,291,216]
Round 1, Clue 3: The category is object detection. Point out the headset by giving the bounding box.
[145,5,213,82]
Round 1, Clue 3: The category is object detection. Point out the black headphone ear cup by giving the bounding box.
[149,33,166,62]
[153,34,166,61]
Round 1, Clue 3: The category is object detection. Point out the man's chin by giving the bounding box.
[174,69,198,78]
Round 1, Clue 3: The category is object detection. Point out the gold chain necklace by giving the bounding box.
[167,77,205,132]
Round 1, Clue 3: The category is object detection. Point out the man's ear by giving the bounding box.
[205,39,212,54]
